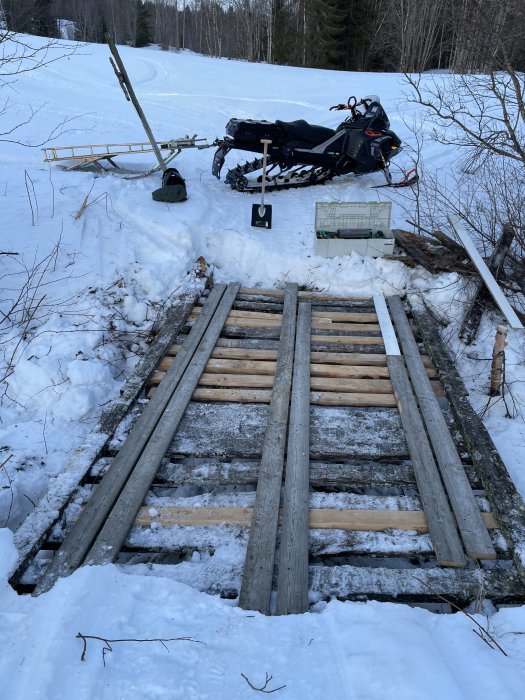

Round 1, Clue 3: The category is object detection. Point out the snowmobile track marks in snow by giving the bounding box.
[10,285,525,610]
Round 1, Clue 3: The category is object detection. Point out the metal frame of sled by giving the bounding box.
[42,136,212,178]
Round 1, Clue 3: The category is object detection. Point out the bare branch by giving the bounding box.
[76,632,206,666]
[241,672,287,694]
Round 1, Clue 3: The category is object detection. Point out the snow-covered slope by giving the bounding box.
[1,36,525,699]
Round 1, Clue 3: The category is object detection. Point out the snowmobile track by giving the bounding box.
[10,284,525,612]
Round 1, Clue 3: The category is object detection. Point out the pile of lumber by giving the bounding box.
[391,224,524,343]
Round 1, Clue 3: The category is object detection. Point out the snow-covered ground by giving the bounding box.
[1,36,525,698]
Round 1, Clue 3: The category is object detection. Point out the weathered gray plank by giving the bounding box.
[32,284,230,594]
[460,224,514,344]
[276,302,311,615]
[120,526,507,558]
[412,308,525,580]
[387,355,466,567]
[10,292,198,587]
[309,564,523,603]
[388,296,495,560]
[216,326,281,339]
[84,283,241,566]
[161,403,408,460]
[311,342,385,353]
[233,300,284,313]
[312,303,375,313]
[239,283,298,614]
[108,561,523,604]
[213,337,280,351]
[151,457,482,490]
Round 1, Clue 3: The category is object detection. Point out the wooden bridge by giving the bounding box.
[10,284,525,612]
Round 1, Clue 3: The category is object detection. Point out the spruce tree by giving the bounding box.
[272,0,292,65]
[135,0,152,48]
[315,0,349,69]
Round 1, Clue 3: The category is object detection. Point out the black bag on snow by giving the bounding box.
[152,168,187,203]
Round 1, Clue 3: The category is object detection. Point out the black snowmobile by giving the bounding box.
[212,96,416,193]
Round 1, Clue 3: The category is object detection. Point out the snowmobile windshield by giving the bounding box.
[339,101,390,132]
[362,102,390,130]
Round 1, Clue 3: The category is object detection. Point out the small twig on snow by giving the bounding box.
[241,672,287,694]
[76,632,206,666]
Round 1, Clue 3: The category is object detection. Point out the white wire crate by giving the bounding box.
[314,201,394,258]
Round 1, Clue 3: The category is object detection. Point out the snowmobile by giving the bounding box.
[212,96,416,193]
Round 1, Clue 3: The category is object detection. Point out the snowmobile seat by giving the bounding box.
[275,120,335,146]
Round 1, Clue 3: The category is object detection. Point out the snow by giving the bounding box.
[1,34,525,699]
[1,527,525,699]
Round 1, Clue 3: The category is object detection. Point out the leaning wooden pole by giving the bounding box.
[106,34,167,172]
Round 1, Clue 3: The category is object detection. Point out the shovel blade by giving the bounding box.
[251,203,272,229]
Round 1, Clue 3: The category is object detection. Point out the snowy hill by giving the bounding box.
[1,36,525,699]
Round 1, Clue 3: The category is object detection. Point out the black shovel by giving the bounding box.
[251,139,272,229]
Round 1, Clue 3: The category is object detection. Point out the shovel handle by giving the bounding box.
[260,139,272,207]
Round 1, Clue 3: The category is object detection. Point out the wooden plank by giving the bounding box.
[135,506,498,531]
[84,283,242,567]
[311,392,396,407]
[312,351,387,366]
[239,287,371,302]
[239,283,298,615]
[219,326,281,340]
[388,296,496,560]
[312,363,389,378]
[152,363,443,396]
[152,457,482,490]
[196,373,276,388]
[386,354,467,566]
[309,564,521,603]
[412,309,525,579]
[159,357,276,374]
[193,306,283,320]
[311,334,383,345]
[449,216,524,330]
[10,292,199,588]
[234,300,284,313]
[148,386,399,407]
[121,525,506,559]
[194,314,381,333]
[460,224,515,343]
[169,344,278,360]
[207,336,383,354]
[32,284,228,595]
[311,311,378,323]
[190,387,272,403]
[156,403,408,460]
[105,560,522,603]
[161,355,397,378]
[373,294,401,356]
[155,371,395,394]
[169,345,390,365]
[276,302,311,615]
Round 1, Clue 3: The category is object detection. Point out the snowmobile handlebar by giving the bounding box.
[329,96,372,119]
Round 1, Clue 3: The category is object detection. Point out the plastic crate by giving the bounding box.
[314,201,394,258]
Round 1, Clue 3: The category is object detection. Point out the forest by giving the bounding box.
[1,0,524,73]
